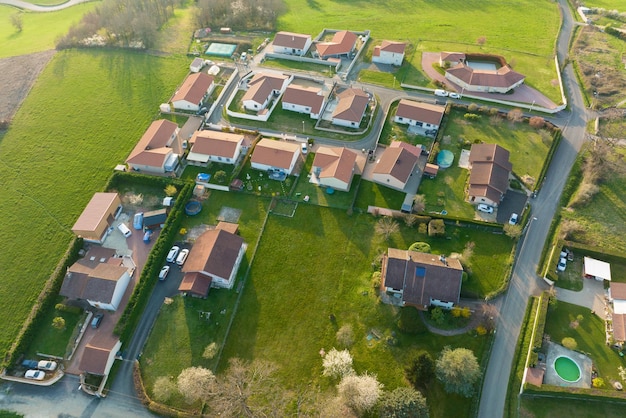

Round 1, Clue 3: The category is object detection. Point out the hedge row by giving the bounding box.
[531,291,550,354]
[524,384,626,402]
[4,237,83,368]
[535,128,562,192]
[105,171,188,192]
[114,180,193,342]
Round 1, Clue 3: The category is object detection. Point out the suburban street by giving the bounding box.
[477,0,589,416]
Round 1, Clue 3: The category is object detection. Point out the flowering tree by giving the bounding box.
[323,348,354,378]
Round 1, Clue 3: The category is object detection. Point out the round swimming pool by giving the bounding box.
[554,356,581,382]
[436,150,454,168]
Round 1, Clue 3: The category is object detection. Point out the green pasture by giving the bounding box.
[583,0,626,9]
[545,301,626,383]
[354,180,406,211]
[0,49,188,359]
[0,3,98,58]
[520,395,626,418]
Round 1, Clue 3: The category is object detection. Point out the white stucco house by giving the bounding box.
[171,72,215,111]
[250,138,300,175]
[331,88,370,128]
[272,32,312,56]
[310,146,357,192]
[187,130,245,166]
[242,72,290,112]
[281,84,326,119]
[372,41,406,66]
[393,99,445,130]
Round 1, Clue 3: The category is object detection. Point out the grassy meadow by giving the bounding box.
[0,49,189,358]
[0,3,99,58]
[583,0,626,9]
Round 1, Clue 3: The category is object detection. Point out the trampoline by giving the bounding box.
[185,200,202,216]
[436,150,454,168]
[205,43,237,57]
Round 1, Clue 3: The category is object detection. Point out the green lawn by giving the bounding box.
[520,395,626,418]
[262,57,334,76]
[583,0,626,10]
[0,49,189,359]
[419,166,475,219]
[544,301,626,383]
[354,180,406,211]
[0,3,98,58]
[379,101,436,149]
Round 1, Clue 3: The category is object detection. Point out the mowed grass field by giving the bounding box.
[278,0,562,101]
[0,3,99,58]
[0,49,189,358]
[583,0,626,9]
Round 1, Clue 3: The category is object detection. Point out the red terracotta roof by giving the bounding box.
[72,193,120,233]
[282,84,325,115]
[446,63,525,89]
[332,88,369,123]
[126,119,179,167]
[611,282,626,300]
[380,40,406,54]
[179,271,212,297]
[171,72,214,105]
[79,334,120,375]
[243,72,289,107]
[315,30,357,58]
[468,144,512,203]
[373,145,419,184]
[189,130,243,159]
[273,31,311,49]
[614,313,626,342]
[182,228,244,282]
[312,146,357,185]
[251,138,299,169]
[395,99,445,126]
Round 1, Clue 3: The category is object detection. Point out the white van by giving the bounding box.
[117,223,132,238]
[434,89,448,97]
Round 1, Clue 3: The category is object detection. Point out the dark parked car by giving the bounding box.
[91,313,104,329]
[21,360,38,369]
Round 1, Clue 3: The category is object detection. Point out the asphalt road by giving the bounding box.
[477,0,588,416]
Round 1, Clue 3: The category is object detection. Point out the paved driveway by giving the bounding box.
[496,190,528,224]
[556,278,607,319]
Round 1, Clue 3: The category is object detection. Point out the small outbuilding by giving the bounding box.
[583,257,612,281]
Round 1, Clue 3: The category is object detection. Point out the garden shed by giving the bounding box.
[583,257,612,281]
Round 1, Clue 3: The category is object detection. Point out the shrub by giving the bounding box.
[323,348,354,378]
[371,271,382,289]
[427,219,445,237]
[430,307,445,325]
[464,113,480,120]
[55,303,82,315]
[475,325,487,335]
[592,377,605,388]
[336,324,355,348]
[408,242,431,253]
[468,103,478,112]
[507,108,524,123]
[562,337,577,350]
[529,116,545,129]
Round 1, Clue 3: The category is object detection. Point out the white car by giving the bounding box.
[159,265,170,281]
[477,204,494,214]
[176,249,190,266]
[509,213,519,225]
[117,223,132,238]
[557,258,567,272]
[25,370,45,380]
[301,142,308,154]
[449,92,461,99]
[434,89,448,97]
[37,360,57,371]
[166,246,180,263]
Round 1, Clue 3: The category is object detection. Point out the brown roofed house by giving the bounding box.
[179,226,247,297]
[272,31,312,56]
[250,138,301,175]
[72,193,122,244]
[310,146,357,192]
[314,30,358,59]
[442,53,525,94]
[171,72,214,111]
[79,333,122,376]
[468,143,512,207]
[394,99,445,130]
[126,119,182,173]
[187,130,245,165]
[381,248,463,310]
[282,84,326,119]
[371,141,420,191]
[372,40,406,66]
[242,72,290,111]
[331,88,369,128]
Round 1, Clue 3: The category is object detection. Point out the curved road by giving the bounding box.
[0,0,92,12]
[477,1,588,417]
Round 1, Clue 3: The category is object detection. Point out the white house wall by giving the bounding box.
[372,173,406,191]
[332,117,360,128]
[373,51,404,66]
[173,100,200,112]
[104,340,122,376]
[128,162,167,174]
[319,177,350,191]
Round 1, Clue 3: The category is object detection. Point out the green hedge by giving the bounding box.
[114,181,193,342]
[5,237,83,368]
[535,128,562,192]
[531,291,550,354]
[561,241,626,266]
[524,385,626,402]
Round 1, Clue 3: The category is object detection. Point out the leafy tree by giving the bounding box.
[408,242,431,253]
[529,116,545,129]
[562,337,577,350]
[504,224,522,239]
[430,307,445,325]
[375,217,399,241]
[338,373,383,414]
[323,348,354,378]
[202,342,218,359]
[52,316,65,330]
[404,351,435,389]
[11,13,23,32]
[435,347,481,397]
[153,376,177,402]
[378,387,429,418]
[177,366,215,403]
[336,325,354,348]
[164,184,177,196]
[214,170,227,184]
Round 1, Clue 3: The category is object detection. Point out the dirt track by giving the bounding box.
[0,50,56,122]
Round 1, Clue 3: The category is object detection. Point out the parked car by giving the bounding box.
[509,213,519,225]
[301,142,308,154]
[159,265,170,281]
[176,249,190,266]
[449,92,461,99]
[117,223,132,238]
[25,370,45,380]
[91,313,104,329]
[166,246,180,263]
[37,360,57,371]
[434,89,448,97]
[477,204,494,214]
[21,360,38,369]
[557,257,567,272]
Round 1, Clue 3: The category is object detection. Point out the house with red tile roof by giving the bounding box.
[179,224,246,297]
[242,72,290,111]
[468,143,512,207]
[372,40,406,66]
[126,119,182,174]
[372,141,420,191]
[250,138,301,175]
[187,130,245,166]
[60,247,133,311]
[441,52,525,94]
[71,193,122,244]
[310,146,357,192]
[439,51,466,67]
[331,88,370,128]
[394,99,445,131]
[281,84,326,119]
[171,72,214,111]
[272,32,312,56]
[314,30,358,59]
[381,248,463,310]
[79,333,122,377]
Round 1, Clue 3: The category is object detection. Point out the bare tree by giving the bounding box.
[11,13,23,32]
[529,116,545,129]
[177,366,215,404]
[337,373,383,415]
[375,217,399,241]
[412,194,426,213]
[336,325,354,348]
[507,108,524,123]
[323,348,354,378]
[153,376,177,402]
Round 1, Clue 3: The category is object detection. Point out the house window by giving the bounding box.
[218,157,222,161]
[398,117,403,121]
[352,122,356,126]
